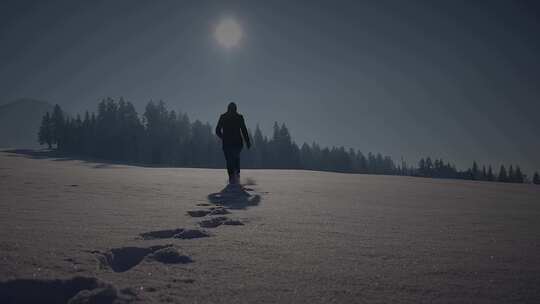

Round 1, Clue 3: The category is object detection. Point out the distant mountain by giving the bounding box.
[0,98,54,148]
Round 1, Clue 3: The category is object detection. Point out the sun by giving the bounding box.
[215,18,243,48]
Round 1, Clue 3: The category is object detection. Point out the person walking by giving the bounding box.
[215,102,251,184]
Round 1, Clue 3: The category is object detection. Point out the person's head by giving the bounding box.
[227,102,237,113]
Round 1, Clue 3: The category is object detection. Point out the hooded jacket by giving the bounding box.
[215,110,251,148]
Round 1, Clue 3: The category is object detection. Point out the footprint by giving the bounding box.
[186,210,211,217]
[223,219,244,226]
[145,286,157,293]
[139,228,184,240]
[69,285,125,304]
[0,276,132,304]
[95,244,171,272]
[174,229,210,239]
[172,278,195,284]
[199,216,229,228]
[199,216,245,228]
[64,257,85,273]
[209,207,230,215]
[147,247,193,264]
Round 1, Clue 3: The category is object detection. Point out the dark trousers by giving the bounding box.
[223,146,242,179]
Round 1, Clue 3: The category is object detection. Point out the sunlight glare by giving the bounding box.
[215,18,243,48]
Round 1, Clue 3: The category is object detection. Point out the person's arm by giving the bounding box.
[240,116,251,148]
[215,115,223,139]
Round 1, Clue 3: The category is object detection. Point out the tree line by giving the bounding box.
[415,157,531,183]
[38,98,540,184]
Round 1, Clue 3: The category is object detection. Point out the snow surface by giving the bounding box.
[1,151,540,303]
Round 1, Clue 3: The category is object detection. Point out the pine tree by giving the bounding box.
[38,112,53,148]
[357,151,367,173]
[514,166,524,183]
[471,161,479,180]
[300,143,312,170]
[278,123,293,168]
[425,157,433,177]
[533,172,540,185]
[253,125,266,168]
[269,122,281,168]
[400,157,407,176]
[51,104,65,149]
[418,158,426,177]
[487,165,494,181]
[81,111,92,154]
[508,165,515,183]
[498,165,508,182]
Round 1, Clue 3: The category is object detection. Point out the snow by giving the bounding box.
[1,150,540,303]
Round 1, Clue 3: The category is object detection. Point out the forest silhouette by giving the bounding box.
[38,98,538,184]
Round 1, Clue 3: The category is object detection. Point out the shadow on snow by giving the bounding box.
[207,184,261,210]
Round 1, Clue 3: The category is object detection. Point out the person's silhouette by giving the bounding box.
[215,102,251,184]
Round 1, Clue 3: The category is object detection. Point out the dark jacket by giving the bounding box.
[216,112,251,148]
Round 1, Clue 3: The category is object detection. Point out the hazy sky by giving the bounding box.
[1,0,539,173]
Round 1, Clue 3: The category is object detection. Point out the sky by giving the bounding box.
[1,0,539,174]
